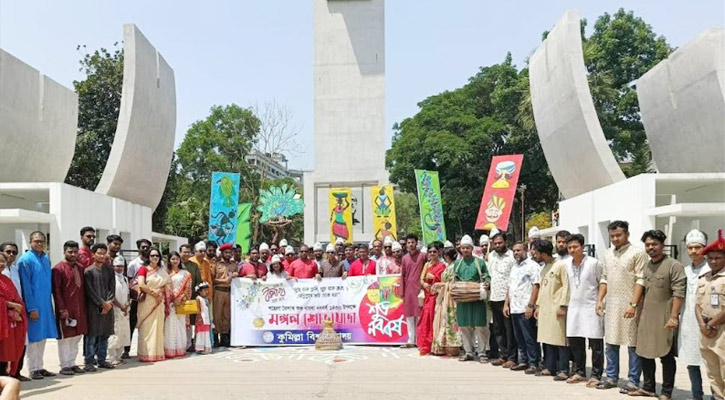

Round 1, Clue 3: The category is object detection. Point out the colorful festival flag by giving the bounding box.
[370,184,398,241]
[414,170,446,244]
[475,154,524,231]
[236,203,253,253]
[329,188,353,244]
[208,172,241,246]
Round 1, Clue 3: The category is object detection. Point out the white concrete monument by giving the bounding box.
[636,28,725,174]
[529,10,625,199]
[303,0,388,244]
[96,24,177,210]
[0,24,184,261]
[531,11,725,264]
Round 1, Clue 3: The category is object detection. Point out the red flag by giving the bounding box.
[475,154,524,231]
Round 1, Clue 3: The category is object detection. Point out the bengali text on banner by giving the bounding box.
[414,169,447,244]
[230,275,408,346]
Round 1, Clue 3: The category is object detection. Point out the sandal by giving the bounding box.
[620,384,640,395]
[566,374,586,384]
[627,388,656,397]
[585,378,600,388]
[537,368,552,376]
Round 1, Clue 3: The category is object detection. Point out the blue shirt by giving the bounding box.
[342,258,356,272]
[17,250,57,342]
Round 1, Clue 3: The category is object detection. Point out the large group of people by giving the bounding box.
[0,222,722,400]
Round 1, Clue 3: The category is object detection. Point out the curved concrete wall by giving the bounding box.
[637,29,725,173]
[529,10,625,199]
[0,50,78,182]
[95,24,176,210]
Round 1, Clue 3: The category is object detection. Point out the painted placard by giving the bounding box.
[329,188,353,244]
[474,154,524,231]
[231,275,407,346]
[236,203,252,253]
[209,172,241,245]
[370,184,398,241]
[414,170,446,244]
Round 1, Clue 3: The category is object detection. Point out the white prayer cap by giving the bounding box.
[489,227,500,238]
[460,235,474,247]
[392,242,402,251]
[279,239,288,247]
[194,241,206,251]
[270,255,282,264]
[369,240,374,248]
[444,240,454,248]
[313,242,323,251]
[325,243,335,252]
[686,229,707,246]
[528,226,541,238]
[383,236,394,246]
[259,242,270,252]
[479,234,490,245]
[420,246,428,254]
[285,245,294,255]
[335,237,345,245]
[113,255,126,266]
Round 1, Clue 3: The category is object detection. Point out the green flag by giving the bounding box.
[414,169,446,244]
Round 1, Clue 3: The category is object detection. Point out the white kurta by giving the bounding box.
[565,255,604,339]
[108,273,131,349]
[678,261,710,366]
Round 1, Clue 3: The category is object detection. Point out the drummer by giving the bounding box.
[454,234,491,363]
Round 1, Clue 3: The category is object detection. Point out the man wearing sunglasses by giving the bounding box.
[77,226,96,269]
[290,244,319,279]
[320,244,344,278]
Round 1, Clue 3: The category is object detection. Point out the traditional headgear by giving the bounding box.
[528,226,541,238]
[285,245,295,255]
[195,282,209,293]
[460,235,474,247]
[420,246,427,254]
[325,243,335,252]
[113,255,126,266]
[489,227,500,238]
[335,238,345,245]
[383,236,394,246]
[219,243,233,252]
[259,242,270,252]
[194,241,207,251]
[685,229,707,246]
[270,255,282,265]
[701,229,725,255]
[279,239,288,247]
[479,234,490,245]
[313,242,323,251]
[392,242,402,252]
[444,240,454,248]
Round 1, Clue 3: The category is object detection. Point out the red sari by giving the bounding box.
[416,261,446,355]
[0,274,27,376]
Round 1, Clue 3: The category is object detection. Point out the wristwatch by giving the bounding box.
[629,302,638,308]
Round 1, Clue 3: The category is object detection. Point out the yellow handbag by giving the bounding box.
[175,300,199,315]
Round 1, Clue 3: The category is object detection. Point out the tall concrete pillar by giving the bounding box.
[303,0,387,244]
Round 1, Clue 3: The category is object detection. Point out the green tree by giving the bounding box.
[387,54,559,241]
[66,44,124,189]
[583,9,672,176]
[393,191,421,238]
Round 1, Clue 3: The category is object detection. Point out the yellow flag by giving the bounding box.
[329,188,353,244]
[370,185,397,241]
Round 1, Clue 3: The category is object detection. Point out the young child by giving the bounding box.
[108,256,131,365]
[194,282,213,354]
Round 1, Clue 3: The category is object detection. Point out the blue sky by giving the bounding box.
[1,1,723,170]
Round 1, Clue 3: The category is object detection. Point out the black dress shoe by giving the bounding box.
[71,366,86,374]
[30,371,44,380]
[16,375,32,382]
[39,369,56,377]
[98,362,115,369]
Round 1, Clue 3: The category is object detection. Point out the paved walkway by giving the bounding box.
[19,341,709,399]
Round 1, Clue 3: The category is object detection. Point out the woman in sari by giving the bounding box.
[0,253,26,377]
[416,242,446,356]
[164,252,191,359]
[263,256,293,284]
[135,248,171,362]
[431,247,462,356]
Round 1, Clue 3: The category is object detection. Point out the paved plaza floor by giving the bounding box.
[19,340,710,400]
